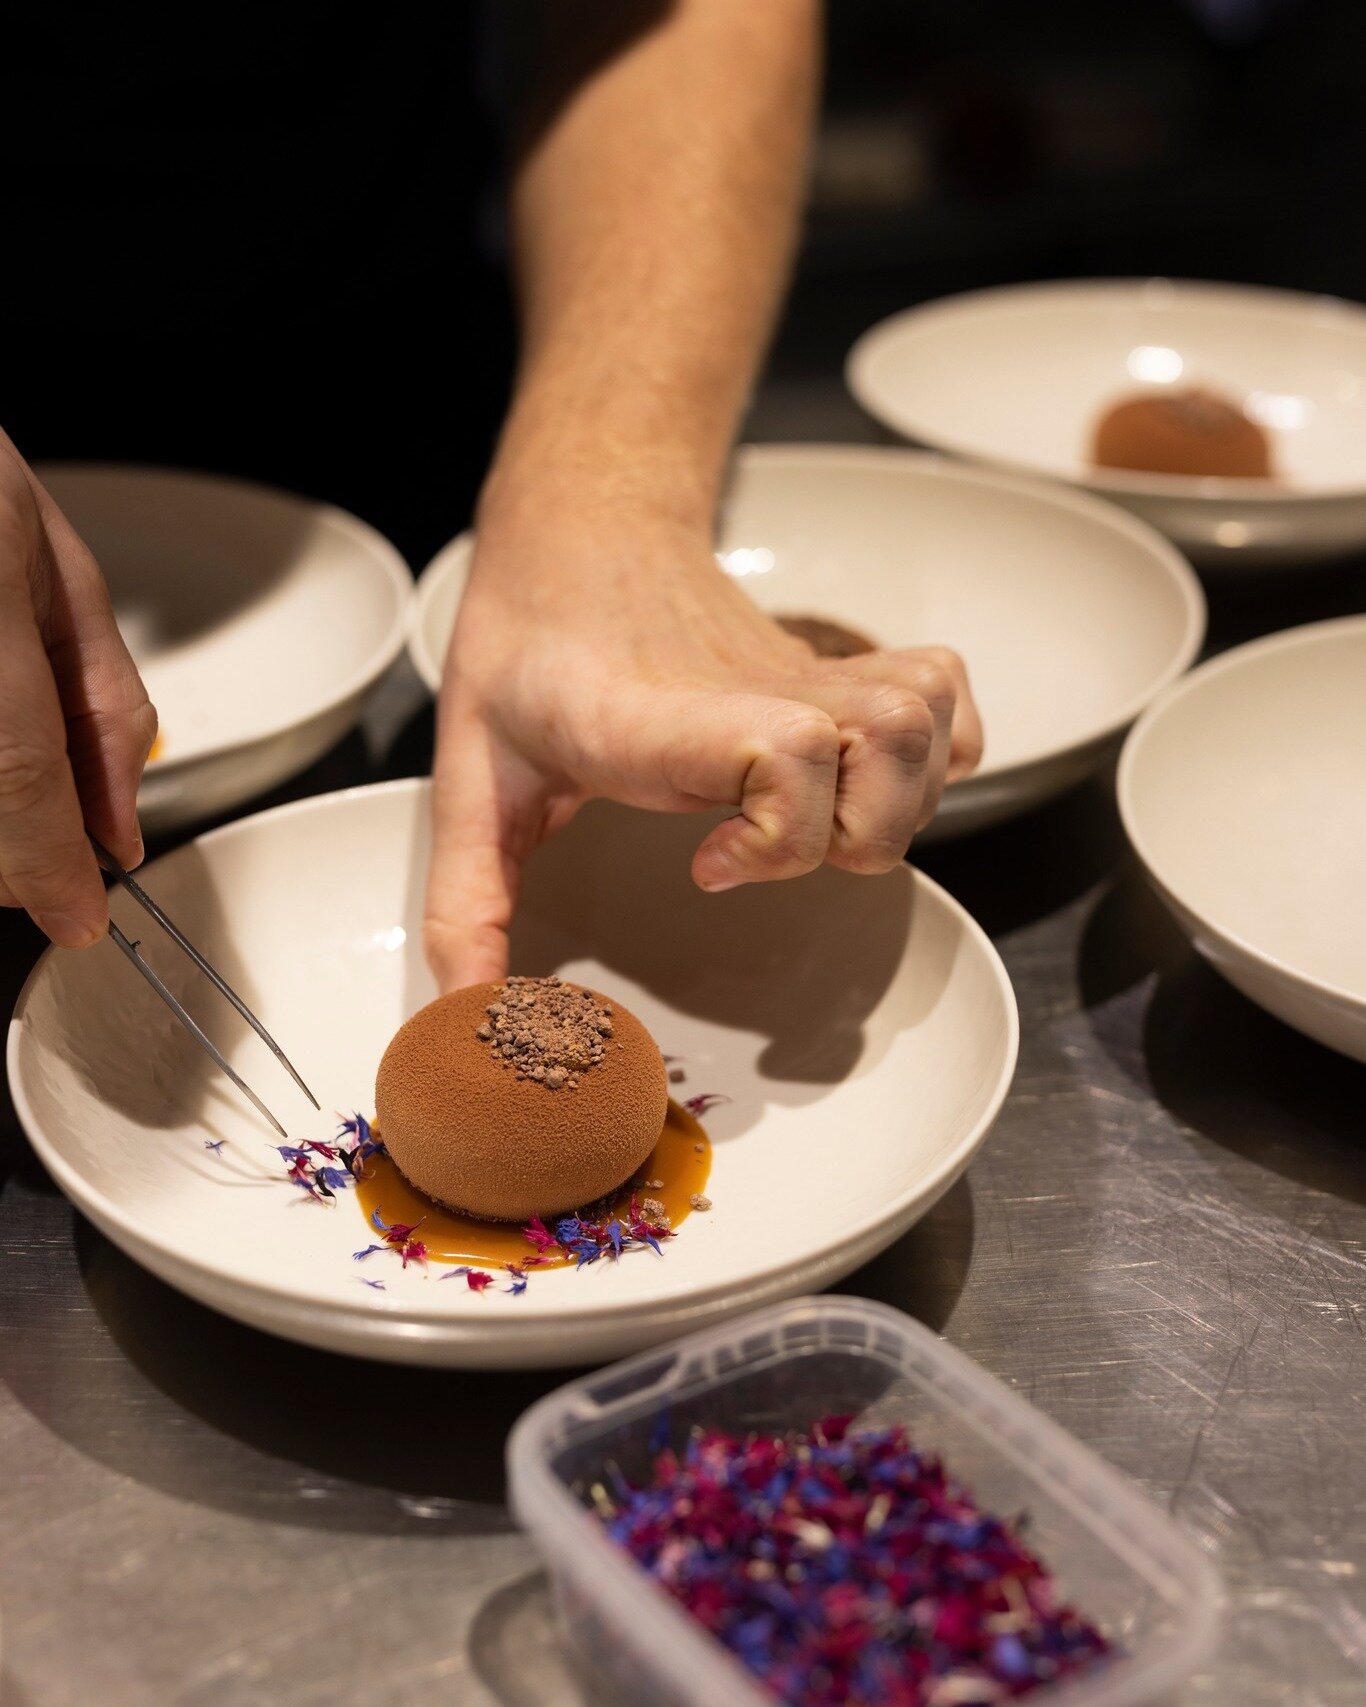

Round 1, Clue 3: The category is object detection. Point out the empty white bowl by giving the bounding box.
[7,778,1018,1367]
[1119,616,1366,1062]
[409,446,1204,839]
[847,280,1366,568]
[40,464,411,833]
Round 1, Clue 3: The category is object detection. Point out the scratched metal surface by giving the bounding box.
[2,436,1365,1706]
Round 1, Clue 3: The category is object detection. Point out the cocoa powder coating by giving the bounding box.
[375,978,667,1223]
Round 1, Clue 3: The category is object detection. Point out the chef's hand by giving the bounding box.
[0,434,157,947]
[423,493,982,991]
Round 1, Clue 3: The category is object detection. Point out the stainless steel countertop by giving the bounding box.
[2,413,1364,1707]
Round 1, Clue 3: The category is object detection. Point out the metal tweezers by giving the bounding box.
[91,837,319,1139]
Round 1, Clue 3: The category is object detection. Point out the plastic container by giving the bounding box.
[507,1296,1222,1707]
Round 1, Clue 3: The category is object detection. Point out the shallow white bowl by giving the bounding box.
[1119,616,1366,1062]
[40,464,411,833]
[7,778,1017,1368]
[409,445,1203,839]
[847,280,1366,568]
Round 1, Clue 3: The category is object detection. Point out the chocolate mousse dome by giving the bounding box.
[374,976,667,1223]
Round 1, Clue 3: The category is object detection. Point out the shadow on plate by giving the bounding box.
[915,776,1126,942]
[103,492,318,652]
[19,844,252,1140]
[407,798,923,1090]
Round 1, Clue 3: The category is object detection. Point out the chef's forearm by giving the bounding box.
[481,0,821,536]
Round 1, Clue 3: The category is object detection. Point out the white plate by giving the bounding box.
[7,779,1017,1368]
[847,280,1366,568]
[408,445,1204,839]
[39,464,411,833]
[1119,616,1366,1062]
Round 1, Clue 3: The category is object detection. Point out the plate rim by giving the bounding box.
[406,533,472,693]
[846,277,1366,505]
[407,443,1207,787]
[1117,612,1366,1017]
[7,777,1019,1344]
[35,461,414,772]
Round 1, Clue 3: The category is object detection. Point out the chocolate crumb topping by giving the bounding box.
[477,975,615,1089]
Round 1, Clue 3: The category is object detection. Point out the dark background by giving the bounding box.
[7,0,1365,569]
[778,0,1366,401]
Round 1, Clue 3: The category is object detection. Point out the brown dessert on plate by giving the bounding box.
[375,975,667,1223]
[1092,386,1272,479]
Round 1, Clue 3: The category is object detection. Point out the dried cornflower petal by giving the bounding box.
[683,1093,729,1117]
[337,1112,385,1178]
[522,1215,558,1255]
[594,1418,1111,1707]
[278,1138,361,1201]
[341,1079,716,1291]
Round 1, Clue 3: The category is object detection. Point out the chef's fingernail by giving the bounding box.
[697,870,743,894]
[33,912,104,950]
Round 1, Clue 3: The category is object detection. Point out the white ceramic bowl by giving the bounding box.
[7,778,1017,1368]
[847,280,1366,568]
[1119,616,1366,1062]
[40,464,411,833]
[409,446,1204,839]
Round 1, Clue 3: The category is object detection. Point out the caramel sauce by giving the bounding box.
[355,1099,712,1269]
